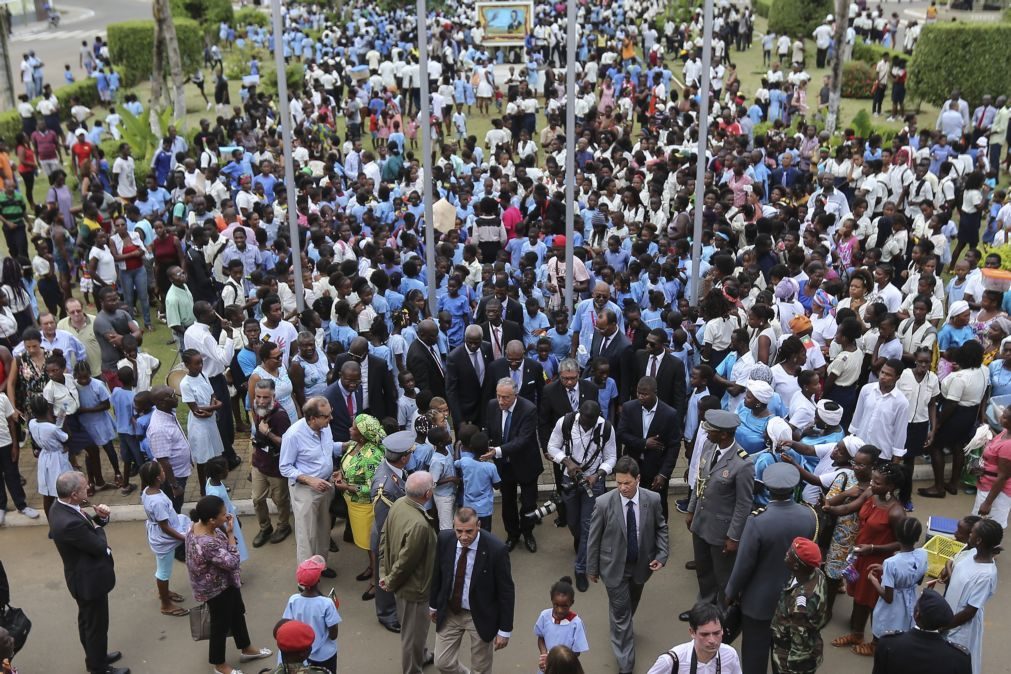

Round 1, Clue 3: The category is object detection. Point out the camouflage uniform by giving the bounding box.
[268,665,331,674]
[770,568,828,674]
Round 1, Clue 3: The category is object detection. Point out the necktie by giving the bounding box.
[650,355,658,378]
[502,410,512,441]
[598,336,609,357]
[430,346,444,377]
[568,387,578,411]
[492,326,502,359]
[346,392,354,418]
[626,501,639,563]
[710,449,722,473]
[449,546,470,613]
[470,349,484,385]
[511,367,521,388]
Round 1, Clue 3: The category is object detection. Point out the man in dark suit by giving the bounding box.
[405,318,446,398]
[336,337,398,421]
[617,376,680,522]
[538,358,598,525]
[479,299,523,361]
[445,324,493,429]
[484,377,542,552]
[429,507,515,673]
[873,589,971,674]
[322,361,364,442]
[584,308,632,392]
[635,328,687,422]
[586,456,669,674]
[484,339,544,407]
[474,276,524,327]
[771,153,800,190]
[49,471,130,674]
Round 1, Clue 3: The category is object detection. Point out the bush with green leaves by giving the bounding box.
[768,0,833,37]
[0,79,101,143]
[754,0,771,18]
[908,22,1011,106]
[841,61,875,99]
[107,19,204,88]
[851,38,903,65]
[235,7,271,28]
[169,0,233,26]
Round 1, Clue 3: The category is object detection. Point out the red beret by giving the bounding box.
[553,234,566,248]
[276,620,316,652]
[792,537,822,568]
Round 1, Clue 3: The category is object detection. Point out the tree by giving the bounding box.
[150,0,187,134]
[768,0,834,39]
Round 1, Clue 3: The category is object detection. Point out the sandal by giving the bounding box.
[361,584,375,601]
[114,473,125,489]
[120,483,137,497]
[831,634,863,647]
[851,642,875,656]
[161,606,190,617]
[168,592,186,602]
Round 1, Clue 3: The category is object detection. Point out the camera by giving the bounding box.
[562,471,595,499]
[526,499,559,521]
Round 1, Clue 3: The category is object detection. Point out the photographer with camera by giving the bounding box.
[546,399,617,593]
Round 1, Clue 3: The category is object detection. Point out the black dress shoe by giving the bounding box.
[227,456,242,469]
[575,573,589,592]
[523,534,537,553]
[381,621,401,633]
[101,667,130,674]
[506,537,518,552]
[321,568,337,579]
[553,515,566,528]
[106,652,122,664]
[252,527,273,548]
[678,611,691,622]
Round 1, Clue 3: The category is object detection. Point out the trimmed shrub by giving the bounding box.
[754,0,772,18]
[107,19,204,88]
[768,0,833,37]
[260,63,307,99]
[235,7,271,28]
[169,0,233,25]
[850,38,903,65]
[908,22,1011,106]
[841,61,875,99]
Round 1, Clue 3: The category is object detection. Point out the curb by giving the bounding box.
[1,464,941,528]
[10,4,96,37]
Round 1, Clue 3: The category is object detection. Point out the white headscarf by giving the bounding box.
[766,417,793,449]
[842,435,865,458]
[747,379,774,404]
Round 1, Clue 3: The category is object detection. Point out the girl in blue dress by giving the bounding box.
[534,577,588,672]
[74,360,124,494]
[586,358,619,421]
[869,517,928,643]
[205,457,248,562]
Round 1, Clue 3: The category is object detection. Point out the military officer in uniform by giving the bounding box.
[873,589,971,674]
[724,463,818,674]
[371,430,415,633]
[682,409,754,622]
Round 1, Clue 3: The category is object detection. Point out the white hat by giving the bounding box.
[977,137,989,147]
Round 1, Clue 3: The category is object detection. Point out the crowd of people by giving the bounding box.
[0,0,1009,673]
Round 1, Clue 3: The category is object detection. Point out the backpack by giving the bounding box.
[560,412,613,470]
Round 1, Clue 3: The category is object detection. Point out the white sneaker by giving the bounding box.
[0,510,6,526]
[19,506,40,519]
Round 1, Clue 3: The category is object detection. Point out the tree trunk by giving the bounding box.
[825,0,850,134]
[148,6,166,137]
[153,0,187,122]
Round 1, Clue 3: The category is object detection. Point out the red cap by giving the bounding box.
[792,537,822,567]
[276,620,315,652]
[296,555,326,587]
[553,235,566,248]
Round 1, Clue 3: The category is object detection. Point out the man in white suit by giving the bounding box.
[586,456,670,674]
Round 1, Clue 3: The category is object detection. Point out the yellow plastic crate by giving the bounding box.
[924,535,966,579]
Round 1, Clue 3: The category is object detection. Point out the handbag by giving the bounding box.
[0,604,31,653]
[722,602,743,643]
[189,602,212,641]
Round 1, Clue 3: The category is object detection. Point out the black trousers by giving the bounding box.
[3,224,28,260]
[0,443,27,510]
[207,585,251,666]
[741,613,773,674]
[208,373,237,462]
[77,594,109,674]
[500,474,538,538]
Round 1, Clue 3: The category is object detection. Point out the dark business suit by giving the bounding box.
[430,529,515,670]
[485,396,542,538]
[49,501,117,674]
[873,629,971,674]
[480,320,523,359]
[322,381,364,442]
[584,330,632,394]
[406,339,446,398]
[616,399,680,521]
[634,350,688,425]
[484,357,544,407]
[474,296,525,327]
[771,165,800,190]
[445,343,494,428]
[335,353,398,421]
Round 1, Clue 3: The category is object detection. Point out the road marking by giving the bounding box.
[12,28,105,42]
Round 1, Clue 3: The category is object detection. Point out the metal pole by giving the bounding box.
[417,0,436,317]
[0,11,15,111]
[689,0,713,307]
[270,0,304,311]
[563,0,575,311]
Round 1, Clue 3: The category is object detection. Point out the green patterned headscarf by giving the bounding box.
[354,413,386,448]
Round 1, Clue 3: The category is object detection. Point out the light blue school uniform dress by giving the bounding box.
[30,419,71,497]
[205,480,248,562]
[180,373,225,464]
[533,608,589,664]
[871,548,928,638]
[77,378,118,446]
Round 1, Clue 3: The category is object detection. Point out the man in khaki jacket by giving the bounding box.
[380,471,437,674]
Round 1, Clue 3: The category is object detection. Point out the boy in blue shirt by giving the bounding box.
[545,310,572,360]
[454,432,500,531]
[111,366,142,496]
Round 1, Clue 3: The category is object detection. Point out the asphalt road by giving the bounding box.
[3,492,1008,674]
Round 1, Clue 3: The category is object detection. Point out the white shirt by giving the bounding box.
[897,369,940,424]
[441,534,512,639]
[183,322,235,378]
[546,415,617,474]
[849,384,909,458]
[645,642,742,674]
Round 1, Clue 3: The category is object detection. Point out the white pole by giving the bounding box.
[270,0,305,311]
[417,0,437,317]
[689,0,713,307]
[563,0,576,311]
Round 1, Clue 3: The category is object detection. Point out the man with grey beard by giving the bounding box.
[250,378,294,548]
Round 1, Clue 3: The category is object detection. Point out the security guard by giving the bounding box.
[682,409,754,621]
[371,430,415,633]
[725,463,818,674]
[873,589,971,674]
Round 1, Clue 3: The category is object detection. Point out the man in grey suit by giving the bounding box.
[724,462,817,674]
[586,456,669,674]
[371,430,415,634]
[683,409,754,622]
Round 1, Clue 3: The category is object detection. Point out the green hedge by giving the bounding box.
[260,63,306,99]
[235,7,270,28]
[107,18,204,88]
[851,38,903,65]
[768,0,832,37]
[841,61,875,99]
[170,0,233,26]
[754,0,771,19]
[908,22,1011,106]
[0,79,101,143]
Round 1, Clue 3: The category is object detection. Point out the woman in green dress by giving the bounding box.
[333,413,386,600]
